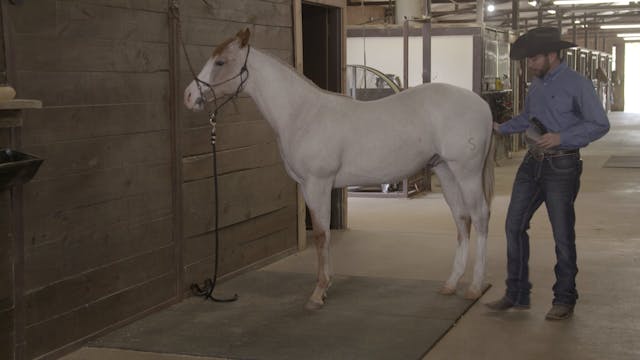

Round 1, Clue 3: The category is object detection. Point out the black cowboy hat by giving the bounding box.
[510,27,577,60]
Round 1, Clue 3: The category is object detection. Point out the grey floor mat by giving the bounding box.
[603,156,640,168]
[90,271,488,360]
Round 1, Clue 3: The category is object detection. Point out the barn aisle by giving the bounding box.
[62,111,640,360]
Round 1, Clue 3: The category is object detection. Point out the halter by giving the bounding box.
[192,45,251,124]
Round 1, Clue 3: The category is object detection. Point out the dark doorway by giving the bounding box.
[301,2,344,229]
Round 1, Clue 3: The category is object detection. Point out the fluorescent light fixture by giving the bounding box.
[528,0,538,6]
[623,37,640,41]
[574,20,581,24]
[602,24,640,29]
[553,0,628,4]
[487,4,495,12]
[617,33,640,37]
[547,9,557,14]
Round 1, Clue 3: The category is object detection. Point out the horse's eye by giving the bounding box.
[215,59,225,66]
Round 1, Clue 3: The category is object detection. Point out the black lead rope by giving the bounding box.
[188,112,238,302]
[170,3,244,302]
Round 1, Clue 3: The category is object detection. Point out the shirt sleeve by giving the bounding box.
[497,90,530,134]
[559,77,610,148]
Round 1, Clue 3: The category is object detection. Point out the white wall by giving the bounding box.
[624,42,640,113]
[346,35,475,90]
[347,36,424,87]
[431,36,474,90]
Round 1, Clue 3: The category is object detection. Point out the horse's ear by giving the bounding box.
[237,28,251,47]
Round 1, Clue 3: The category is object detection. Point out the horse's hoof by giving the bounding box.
[305,299,324,310]
[439,286,456,295]
[464,289,481,299]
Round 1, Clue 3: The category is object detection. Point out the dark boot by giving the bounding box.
[545,304,574,320]
[485,296,530,311]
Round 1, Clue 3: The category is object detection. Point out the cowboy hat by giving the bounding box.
[510,27,577,60]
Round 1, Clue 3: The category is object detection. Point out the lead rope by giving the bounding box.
[170,2,239,303]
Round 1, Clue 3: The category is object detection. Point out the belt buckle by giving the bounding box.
[531,151,545,161]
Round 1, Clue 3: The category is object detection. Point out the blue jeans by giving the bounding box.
[504,151,583,306]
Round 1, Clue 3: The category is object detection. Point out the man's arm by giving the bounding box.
[558,77,610,148]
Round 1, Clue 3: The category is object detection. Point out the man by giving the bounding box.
[486,27,610,320]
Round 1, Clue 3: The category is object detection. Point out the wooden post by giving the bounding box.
[167,0,184,299]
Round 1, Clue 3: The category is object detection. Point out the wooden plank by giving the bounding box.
[14,35,169,73]
[182,141,281,181]
[218,226,295,274]
[25,245,174,326]
[182,164,297,237]
[178,45,292,74]
[26,272,176,360]
[184,226,296,285]
[181,0,292,28]
[21,163,171,219]
[23,131,171,179]
[0,99,42,110]
[62,0,168,12]
[216,120,277,151]
[182,21,292,51]
[7,1,168,42]
[184,205,296,265]
[182,120,276,157]
[24,216,173,291]
[16,71,169,107]
[23,189,172,250]
[180,96,264,129]
[21,104,169,145]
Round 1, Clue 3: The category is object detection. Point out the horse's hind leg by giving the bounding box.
[301,178,333,310]
[449,163,491,299]
[432,163,472,295]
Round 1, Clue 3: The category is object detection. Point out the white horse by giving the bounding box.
[184,29,494,309]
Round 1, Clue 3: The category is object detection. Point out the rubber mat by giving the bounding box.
[90,271,488,360]
[603,156,640,168]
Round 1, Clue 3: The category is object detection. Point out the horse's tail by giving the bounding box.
[482,132,496,207]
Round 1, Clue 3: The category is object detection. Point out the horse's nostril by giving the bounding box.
[196,97,204,106]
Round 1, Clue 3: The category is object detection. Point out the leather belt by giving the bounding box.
[529,148,579,161]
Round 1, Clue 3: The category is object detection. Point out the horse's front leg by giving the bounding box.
[301,178,333,310]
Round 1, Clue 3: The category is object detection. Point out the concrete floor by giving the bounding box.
[63,111,640,360]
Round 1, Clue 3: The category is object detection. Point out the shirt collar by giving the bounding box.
[543,61,567,82]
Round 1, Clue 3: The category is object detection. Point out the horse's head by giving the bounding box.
[184,28,251,111]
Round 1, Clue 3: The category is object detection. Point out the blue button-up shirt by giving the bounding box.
[498,62,610,149]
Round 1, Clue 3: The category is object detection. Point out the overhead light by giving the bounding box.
[574,20,581,24]
[487,4,495,12]
[617,33,640,37]
[602,24,640,29]
[547,9,557,14]
[553,0,629,4]
[528,0,538,6]
[623,37,640,41]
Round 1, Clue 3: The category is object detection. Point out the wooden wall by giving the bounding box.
[0,0,298,358]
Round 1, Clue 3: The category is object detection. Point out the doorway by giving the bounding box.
[301,2,344,229]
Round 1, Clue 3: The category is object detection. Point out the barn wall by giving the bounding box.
[1,0,298,358]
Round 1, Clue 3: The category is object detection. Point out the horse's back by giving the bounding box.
[331,83,492,186]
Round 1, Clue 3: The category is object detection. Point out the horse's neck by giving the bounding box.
[244,49,327,137]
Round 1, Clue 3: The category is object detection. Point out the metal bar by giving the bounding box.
[403,18,409,89]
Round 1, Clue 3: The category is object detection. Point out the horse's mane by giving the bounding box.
[252,47,353,100]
